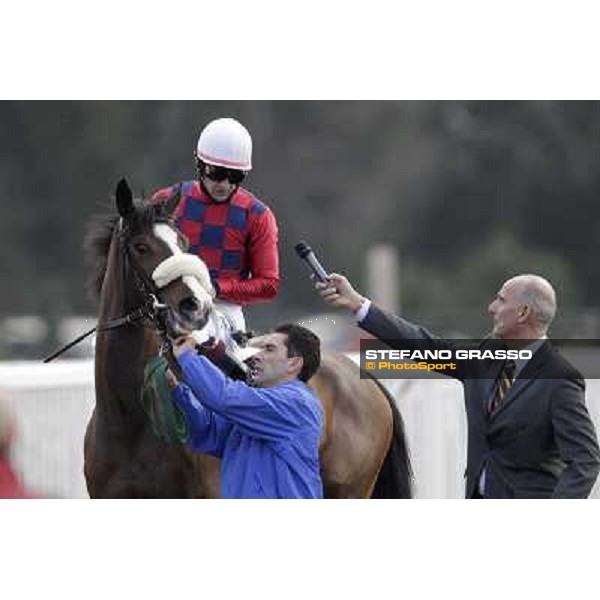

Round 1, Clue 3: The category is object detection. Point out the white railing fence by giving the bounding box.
[1,359,599,498]
[1,360,95,498]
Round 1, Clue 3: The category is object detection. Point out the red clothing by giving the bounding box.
[0,456,34,499]
[151,181,279,305]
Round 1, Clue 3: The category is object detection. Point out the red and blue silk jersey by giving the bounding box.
[151,180,279,305]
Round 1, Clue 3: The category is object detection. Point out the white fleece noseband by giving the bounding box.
[152,254,215,303]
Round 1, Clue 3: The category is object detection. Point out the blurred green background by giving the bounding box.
[2,100,600,358]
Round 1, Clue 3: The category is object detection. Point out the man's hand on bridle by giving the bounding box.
[172,335,197,359]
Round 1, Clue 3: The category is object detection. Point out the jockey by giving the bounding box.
[151,117,280,333]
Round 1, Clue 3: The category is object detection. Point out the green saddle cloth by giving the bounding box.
[142,355,188,444]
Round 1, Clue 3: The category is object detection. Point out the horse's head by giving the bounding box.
[114,178,214,336]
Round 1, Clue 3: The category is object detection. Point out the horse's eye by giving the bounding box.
[133,243,150,255]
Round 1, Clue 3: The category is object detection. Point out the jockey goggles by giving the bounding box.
[197,160,246,185]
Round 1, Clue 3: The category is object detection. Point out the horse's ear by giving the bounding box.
[116,178,135,218]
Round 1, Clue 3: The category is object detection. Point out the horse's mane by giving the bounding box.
[83,198,170,300]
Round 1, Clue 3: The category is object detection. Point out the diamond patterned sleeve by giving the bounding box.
[217,207,280,304]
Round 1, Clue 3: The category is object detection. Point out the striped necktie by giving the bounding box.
[488,359,517,414]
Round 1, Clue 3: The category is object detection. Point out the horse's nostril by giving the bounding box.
[179,297,200,314]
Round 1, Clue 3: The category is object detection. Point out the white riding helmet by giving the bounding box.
[196,118,253,171]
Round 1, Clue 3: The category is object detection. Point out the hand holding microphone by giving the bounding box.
[294,241,330,283]
[294,241,367,313]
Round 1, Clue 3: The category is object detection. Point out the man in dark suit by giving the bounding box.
[318,273,600,498]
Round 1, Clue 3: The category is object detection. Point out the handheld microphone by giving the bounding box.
[294,241,330,283]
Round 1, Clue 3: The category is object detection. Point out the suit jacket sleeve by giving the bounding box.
[360,303,469,381]
[550,377,600,498]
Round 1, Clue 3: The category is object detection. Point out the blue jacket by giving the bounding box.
[172,351,324,499]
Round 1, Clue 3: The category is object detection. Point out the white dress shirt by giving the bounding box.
[355,298,372,323]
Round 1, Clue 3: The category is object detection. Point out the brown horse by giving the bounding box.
[83,180,412,498]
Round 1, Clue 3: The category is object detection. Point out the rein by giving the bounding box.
[42,298,166,363]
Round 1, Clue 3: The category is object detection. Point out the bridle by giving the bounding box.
[43,216,179,363]
[117,217,172,337]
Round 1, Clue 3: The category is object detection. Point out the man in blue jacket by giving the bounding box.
[169,324,324,499]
